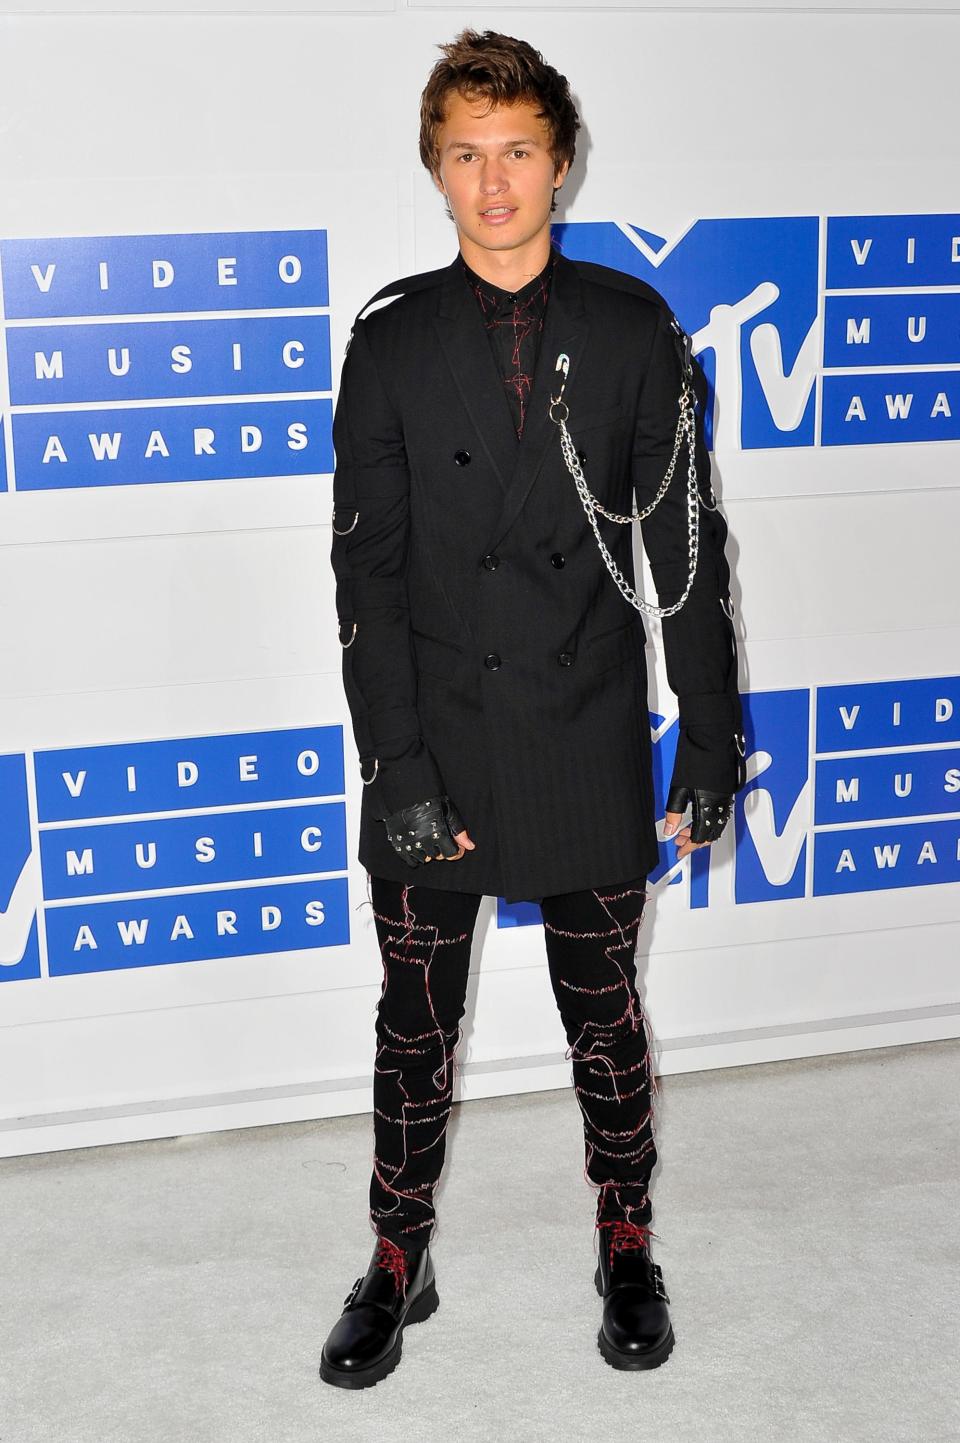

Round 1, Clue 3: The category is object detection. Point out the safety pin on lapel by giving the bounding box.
[549,352,570,423]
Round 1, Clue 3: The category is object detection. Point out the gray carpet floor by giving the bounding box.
[2,1038,958,1443]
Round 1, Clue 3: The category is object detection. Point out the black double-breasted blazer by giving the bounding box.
[330,243,746,903]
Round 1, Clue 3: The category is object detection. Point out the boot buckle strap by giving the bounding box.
[651,1263,670,1303]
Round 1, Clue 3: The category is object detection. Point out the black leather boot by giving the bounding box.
[594,1219,675,1370]
[319,1234,439,1389]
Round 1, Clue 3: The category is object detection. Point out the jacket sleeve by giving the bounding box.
[631,303,747,796]
[329,313,445,820]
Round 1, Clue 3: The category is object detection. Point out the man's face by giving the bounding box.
[432,90,569,256]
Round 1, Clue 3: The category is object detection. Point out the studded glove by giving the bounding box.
[664,785,734,844]
[382,795,468,866]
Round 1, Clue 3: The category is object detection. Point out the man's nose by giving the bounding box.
[479,161,509,194]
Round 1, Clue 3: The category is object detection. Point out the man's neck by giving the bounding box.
[457,232,554,294]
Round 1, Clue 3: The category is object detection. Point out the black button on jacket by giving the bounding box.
[330,245,746,903]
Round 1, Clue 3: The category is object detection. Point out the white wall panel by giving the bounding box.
[1,4,958,1155]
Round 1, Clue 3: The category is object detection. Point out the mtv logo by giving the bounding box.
[0,753,42,981]
[647,688,810,908]
[733,689,810,905]
[553,218,820,453]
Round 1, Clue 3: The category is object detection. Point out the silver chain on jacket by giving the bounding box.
[548,350,718,619]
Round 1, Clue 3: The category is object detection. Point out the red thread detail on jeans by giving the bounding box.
[369,883,467,1244]
[559,976,628,996]
[594,1185,659,1240]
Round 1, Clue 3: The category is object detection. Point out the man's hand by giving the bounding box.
[383,795,476,866]
[663,785,734,860]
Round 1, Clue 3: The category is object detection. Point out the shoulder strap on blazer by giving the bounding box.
[343,265,449,357]
[570,257,694,376]
[355,265,449,321]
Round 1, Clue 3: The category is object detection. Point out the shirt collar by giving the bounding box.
[460,246,556,313]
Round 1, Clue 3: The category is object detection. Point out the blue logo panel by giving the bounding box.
[813,820,960,896]
[822,370,959,446]
[816,677,960,752]
[41,801,348,899]
[815,749,960,825]
[8,315,331,405]
[0,753,42,981]
[0,229,331,493]
[4,726,351,983]
[823,293,959,369]
[812,674,960,896]
[12,398,332,491]
[44,876,349,977]
[826,214,959,289]
[35,725,344,822]
[0,230,328,318]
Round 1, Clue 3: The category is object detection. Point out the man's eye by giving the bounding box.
[512,150,529,159]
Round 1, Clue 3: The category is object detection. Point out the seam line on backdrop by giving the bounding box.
[4,1009,959,1134]
[3,934,959,1032]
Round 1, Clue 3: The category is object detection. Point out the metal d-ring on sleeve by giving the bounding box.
[332,506,359,535]
[359,757,379,785]
[338,621,357,648]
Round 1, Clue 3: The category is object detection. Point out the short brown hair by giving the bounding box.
[419,28,580,189]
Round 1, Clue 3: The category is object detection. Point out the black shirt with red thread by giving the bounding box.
[461,247,556,440]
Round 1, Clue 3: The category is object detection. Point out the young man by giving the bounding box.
[320,29,746,1387]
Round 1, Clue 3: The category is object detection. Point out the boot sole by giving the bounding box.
[319,1279,440,1389]
[594,1264,676,1370]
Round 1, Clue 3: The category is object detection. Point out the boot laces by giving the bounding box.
[602,1218,651,1263]
[598,1219,668,1300]
[374,1235,410,1295]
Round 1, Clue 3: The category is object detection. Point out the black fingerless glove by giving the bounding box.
[383,795,467,867]
[665,785,734,844]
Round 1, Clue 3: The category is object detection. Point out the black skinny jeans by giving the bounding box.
[365,871,660,1253]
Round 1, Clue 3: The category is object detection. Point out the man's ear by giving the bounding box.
[554,157,571,190]
[431,169,446,196]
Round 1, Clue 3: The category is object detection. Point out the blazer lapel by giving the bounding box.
[434,254,520,495]
[432,245,588,540]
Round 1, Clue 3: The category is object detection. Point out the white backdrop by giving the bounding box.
[1,2,958,1157]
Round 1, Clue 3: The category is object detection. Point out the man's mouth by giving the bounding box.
[480,205,516,220]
